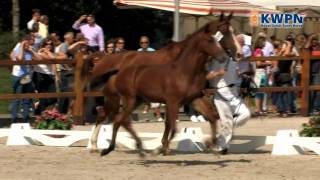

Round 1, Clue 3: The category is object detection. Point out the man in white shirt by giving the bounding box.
[27,9,41,31]
[207,57,251,154]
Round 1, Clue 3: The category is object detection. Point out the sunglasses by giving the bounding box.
[140,41,149,44]
[117,41,125,44]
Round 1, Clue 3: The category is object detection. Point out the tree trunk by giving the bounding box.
[12,0,20,38]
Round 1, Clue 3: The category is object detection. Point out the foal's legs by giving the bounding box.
[158,102,179,155]
[191,96,219,147]
[90,94,120,152]
[100,97,144,156]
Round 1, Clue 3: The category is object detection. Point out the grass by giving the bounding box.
[0,68,12,114]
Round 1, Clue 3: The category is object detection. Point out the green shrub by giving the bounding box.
[300,116,320,137]
[0,31,24,59]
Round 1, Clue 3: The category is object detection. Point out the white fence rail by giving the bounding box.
[0,123,320,155]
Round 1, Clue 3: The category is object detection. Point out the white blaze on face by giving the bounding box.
[212,31,223,49]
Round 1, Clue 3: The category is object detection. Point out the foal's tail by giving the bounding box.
[89,69,119,90]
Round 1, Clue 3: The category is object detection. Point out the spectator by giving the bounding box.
[30,22,43,51]
[33,38,66,115]
[105,39,115,55]
[10,35,41,123]
[137,36,163,121]
[274,35,299,117]
[56,32,75,113]
[39,15,49,39]
[114,37,126,53]
[306,33,320,115]
[27,9,41,31]
[253,37,269,115]
[257,32,274,112]
[236,34,254,104]
[72,14,105,53]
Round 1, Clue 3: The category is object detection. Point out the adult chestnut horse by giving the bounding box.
[87,13,240,153]
[99,21,231,156]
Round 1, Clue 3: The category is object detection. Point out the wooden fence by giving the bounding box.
[0,50,320,124]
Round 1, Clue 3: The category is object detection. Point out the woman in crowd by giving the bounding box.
[273,35,299,117]
[253,37,269,115]
[33,38,66,115]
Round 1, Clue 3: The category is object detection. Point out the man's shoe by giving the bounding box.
[197,115,206,122]
[190,115,198,122]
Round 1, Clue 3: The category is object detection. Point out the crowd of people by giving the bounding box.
[8,9,320,125]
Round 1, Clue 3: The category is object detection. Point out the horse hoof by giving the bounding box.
[89,149,99,154]
[100,149,111,156]
[139,150,147,158]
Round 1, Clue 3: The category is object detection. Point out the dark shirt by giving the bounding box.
[278,60,292,74]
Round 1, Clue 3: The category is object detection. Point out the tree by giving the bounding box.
[12,0,20,38]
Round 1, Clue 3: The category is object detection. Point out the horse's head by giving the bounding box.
[196,23,228,61]
[215,12,242,61]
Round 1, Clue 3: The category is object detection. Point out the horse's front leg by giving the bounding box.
[161,101,179,155]
[191,96,219,148]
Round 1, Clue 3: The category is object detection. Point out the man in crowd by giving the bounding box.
[27,9,41,31]
[72,14,105,53]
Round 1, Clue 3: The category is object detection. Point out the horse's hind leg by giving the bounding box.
[90,92,120,153]
[90,102,107,153]
[191,96,219,147]
[100,97,142,156]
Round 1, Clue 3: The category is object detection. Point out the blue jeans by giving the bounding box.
[11,75,34,123]
[276,83,295,113]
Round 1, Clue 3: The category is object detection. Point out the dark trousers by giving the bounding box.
[33,72,56,115]
[58,70,74,114]
[11,75,34,123]
[310,74,320,112]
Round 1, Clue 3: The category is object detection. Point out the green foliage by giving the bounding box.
[300,116,320,137]
[0,68,12,114]
[33,110,73,130]
[0,31,24,59]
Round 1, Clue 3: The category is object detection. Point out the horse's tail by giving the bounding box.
[89,69,119,90]
[81,52,104,80]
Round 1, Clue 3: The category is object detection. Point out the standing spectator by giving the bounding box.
[253,37,269,115]
[10,35,41,123]
[114,37,126,53]
[137,36,163,121]
[33,38,66,115]
[30,22,43,51]
[258,32,274,112]
[57,32,75,114]
[306,33,320,115]
[27,9,41,31]
[274,35,299,117]
[72,14,105,53]
[39,15,49,39]
[236,34,254,104]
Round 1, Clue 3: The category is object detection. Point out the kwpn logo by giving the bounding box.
[260,13,304,28]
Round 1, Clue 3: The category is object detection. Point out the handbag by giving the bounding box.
[20,74,32,85]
